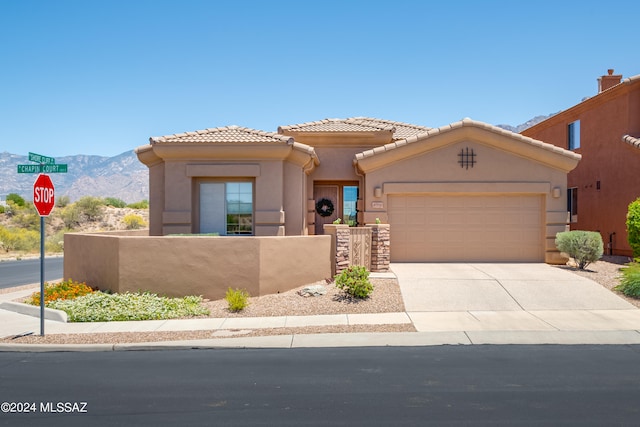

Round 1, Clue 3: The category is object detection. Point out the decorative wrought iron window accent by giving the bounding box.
[458,147,476,169]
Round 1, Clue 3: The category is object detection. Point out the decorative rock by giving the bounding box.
[298,284,327,297]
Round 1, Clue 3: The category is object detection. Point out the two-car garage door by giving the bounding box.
[388,194,544,262]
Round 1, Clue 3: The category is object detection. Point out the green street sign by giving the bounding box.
[41,164,67,173]
[17,164,68,173]
[17,164,42,173]
[28,152,56,165]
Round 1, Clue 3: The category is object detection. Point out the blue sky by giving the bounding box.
[1,0,638,158]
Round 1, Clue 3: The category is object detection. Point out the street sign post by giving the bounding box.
[33,173,55,336]
[17,152,67,336]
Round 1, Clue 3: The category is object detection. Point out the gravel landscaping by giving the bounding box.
[3,256,639,345]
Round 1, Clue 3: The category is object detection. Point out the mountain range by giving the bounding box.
[0,150,148,203]
[0,115,555,203]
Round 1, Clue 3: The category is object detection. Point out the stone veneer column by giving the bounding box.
[323,224,351,276]
[369,224,390,272]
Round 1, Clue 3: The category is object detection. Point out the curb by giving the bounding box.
[0,301,68,322]
[2,330,640,353]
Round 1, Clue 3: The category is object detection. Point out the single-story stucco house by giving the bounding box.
[135,117,581,264]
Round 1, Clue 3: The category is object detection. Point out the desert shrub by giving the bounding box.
[46,292,209,322]
[56,195,70,208]
[555,230,603,269]
[58,204,81,229]
[13,207,40,231]
[0,205,5,214]
[127,200,149,209]
[27,279,95,305]
[615,260,640,298]
[45,229,68,252]
[0,226,17,252]
[6,193,25,207]
[0,226,39,252]
[627,198,640,258]
[335,265,373,298]
[225,287,249,312]
[75,196,105,222]
[122,213,147,229]
[104,197,127,208]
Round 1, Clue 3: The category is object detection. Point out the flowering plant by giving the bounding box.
[27,279,95,306]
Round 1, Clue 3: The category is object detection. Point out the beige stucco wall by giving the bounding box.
[136,142,315,237]
[64,231,331,300]
[359,136,576,264]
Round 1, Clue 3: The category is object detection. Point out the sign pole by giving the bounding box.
[40,216,45,336]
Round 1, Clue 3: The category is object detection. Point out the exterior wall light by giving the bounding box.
[374,187,382,198]
[552,187,561,198]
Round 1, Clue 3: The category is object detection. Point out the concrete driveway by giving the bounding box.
[391,263,640,338]
[392,263,635,312]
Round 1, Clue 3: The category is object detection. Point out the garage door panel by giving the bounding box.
[388,194,543,262]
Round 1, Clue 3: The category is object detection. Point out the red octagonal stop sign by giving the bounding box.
[33,174,55,216]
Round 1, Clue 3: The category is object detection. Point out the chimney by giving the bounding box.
[598,69,622,93]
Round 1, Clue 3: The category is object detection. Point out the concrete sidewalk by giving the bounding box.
[1,264,640,351]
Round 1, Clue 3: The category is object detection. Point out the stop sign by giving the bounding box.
[33,174,55,216]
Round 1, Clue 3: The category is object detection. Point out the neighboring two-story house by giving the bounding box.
[522,70,640,257]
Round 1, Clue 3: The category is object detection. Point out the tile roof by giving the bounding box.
[355,118,582,162]
[278,117,431,140]
[622,134,640,150]
[348,117,432,140]
[150,125,294,144]
[278,118,390,134]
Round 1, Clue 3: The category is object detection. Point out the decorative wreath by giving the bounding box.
[315,198,335,217]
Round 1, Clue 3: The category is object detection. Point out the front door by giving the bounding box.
[314,185,339,235]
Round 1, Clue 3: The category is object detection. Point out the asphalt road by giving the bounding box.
[1,345,640,426]
[0,257,64,289]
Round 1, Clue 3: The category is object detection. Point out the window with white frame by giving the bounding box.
[568,120,580,150]
[199,181,253,235]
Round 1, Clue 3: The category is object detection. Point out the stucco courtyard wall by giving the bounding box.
[64,231,331,300]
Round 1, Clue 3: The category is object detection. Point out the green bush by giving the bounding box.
[627,198,640,257]
[555,230,603,270]
[122,213,146,230]
[13,206,40,231]
[104,197,127,208]
[56,195,71,208]
[75,196,105,222]
[46,292,209,322]
[615,260,640,298]
[225,287,249,312]
[0,205,5,214]
[127,200,149,209]
[6,193,25,207]
[45,229,68,252]
[58,204,81,228]
[335,265,373,298]
[0,226,39,252]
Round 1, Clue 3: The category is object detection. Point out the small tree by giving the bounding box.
[75,196,105,222]
[6,193,25,207]
[626,198,640,258]
[555,230,603,270]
